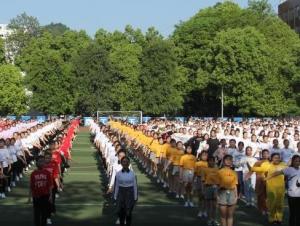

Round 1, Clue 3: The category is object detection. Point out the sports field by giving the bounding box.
[0,129,289,226]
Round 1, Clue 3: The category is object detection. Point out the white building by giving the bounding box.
[0,24,12,39]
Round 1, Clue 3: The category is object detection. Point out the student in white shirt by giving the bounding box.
[114,156,138,226]
[0,138,12,198]
[281,139,295,164]
[240,146,257,206]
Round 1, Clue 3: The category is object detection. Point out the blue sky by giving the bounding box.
[0,0,279,37]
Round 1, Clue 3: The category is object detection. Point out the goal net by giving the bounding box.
[96,111,143,125]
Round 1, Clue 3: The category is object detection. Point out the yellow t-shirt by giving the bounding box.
[202,167,219,185]
[171,149,184,166]
[166,147,177,160]
[195,161,208,176]
[179,154,196,170]
[159,143,170,158]
[218,168,238,190]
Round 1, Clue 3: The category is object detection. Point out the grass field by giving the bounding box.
[0,129,289,226]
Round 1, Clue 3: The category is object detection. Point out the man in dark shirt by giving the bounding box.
[207,130,220,157]
[29,158,53,226]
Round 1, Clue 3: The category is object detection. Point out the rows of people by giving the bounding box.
[0,118,80,226]
[91,118,300,226]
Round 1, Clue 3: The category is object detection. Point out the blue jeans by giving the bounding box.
[244,178,255,204]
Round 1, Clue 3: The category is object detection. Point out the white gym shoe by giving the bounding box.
[7,187,11,192]
[16,176,19,182]
[175,194,179,199]
[115,218,120,225]
[180,195,185,199]
[156,179,160,183]
[184,201,189,207]
[19,174,23,179]
[11,182,16,187]
[1,193,6,199]
[203,212,208,218]
[189,201,194,207]
[47,218,52,225]
[163,183,167,188]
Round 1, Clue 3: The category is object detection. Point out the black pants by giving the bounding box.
[33,195,50,226]
[0,167,11,191]
[12,162,18,182]
[288,196,300,226]
[119,208,132,226]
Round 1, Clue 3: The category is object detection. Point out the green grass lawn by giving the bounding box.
[0,129,289,226]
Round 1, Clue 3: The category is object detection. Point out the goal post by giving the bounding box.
[96,111,143,125]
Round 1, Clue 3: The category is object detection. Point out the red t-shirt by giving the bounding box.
[52,151,62,166]
[44,161,60,180]
[30,169,53,197]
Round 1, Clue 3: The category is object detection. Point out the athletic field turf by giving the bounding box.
[0,129,289,226]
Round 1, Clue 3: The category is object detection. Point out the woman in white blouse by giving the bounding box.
[114,156,138,226]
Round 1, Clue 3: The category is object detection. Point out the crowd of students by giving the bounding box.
[0,118,80,226]
[90,117,300,226]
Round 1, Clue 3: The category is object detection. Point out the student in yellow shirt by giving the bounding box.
[164,139,177,193]
[179,145,196,207]
[165,141,184,198]
[217,155,238,226]
[194,151,208,218]
[202,156,219,226]
[250,153,287,224]
[161,136,171,188]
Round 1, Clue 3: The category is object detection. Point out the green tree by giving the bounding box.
[0,64,27,115]
[42,22,70,36]
[17,31,91,114]
[139,37,184,115]
[0,38,5,64]
[72,42,116,115]
[200,27,288,116]
[6,12,40,61]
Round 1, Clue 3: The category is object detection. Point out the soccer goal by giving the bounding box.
[96,111,143,125]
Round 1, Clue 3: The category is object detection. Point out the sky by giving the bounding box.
[0,0,279,37]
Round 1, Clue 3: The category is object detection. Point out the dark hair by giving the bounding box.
[223,154,233,162]
[208,156,215,162]
[120,156,130,164]
[117,149,127,156]
[261,149,269,155]
[270,153,280,161]
[290,155,300,167]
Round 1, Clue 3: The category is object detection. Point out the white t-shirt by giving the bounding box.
[0,148,11,167]
[283,167,300,197]
[281,148,295,163]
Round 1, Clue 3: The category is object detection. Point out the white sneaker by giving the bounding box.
[115,218,120,224]
[157,179,160,183]
[55,193,59,198]
[47,218,52,225]
[16,176,19,182]
[7,187,11,192]
[189,201,194,207]
[1,193,6,199]
[203,212,208,218]
[184,201,189,207]
[180,195,185,199]
[176,194,179,199]
[19,174,23,179]
[197,211,203,218]
[11,182,16,187]
[163,183,167,188]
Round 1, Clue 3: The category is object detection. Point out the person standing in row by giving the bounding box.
[267,155,300,226]
[114,156,138,226]
[29,158,53,226]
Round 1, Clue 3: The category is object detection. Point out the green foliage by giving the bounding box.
[6,12,40,61]
[42,23,70,36]
[72,42,116,115]
[0,38,5,65]
[0,64,27,115]
[17,31,91,114]
[139,37,184,115]
[173,1,300,116]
